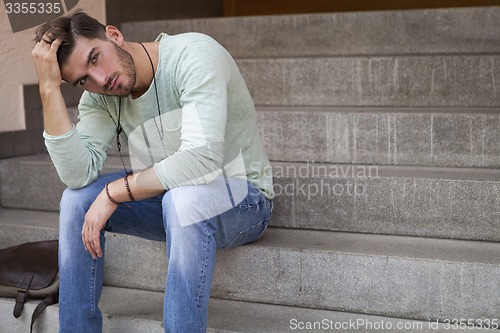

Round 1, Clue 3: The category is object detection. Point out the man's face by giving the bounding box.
[61,36,136,97]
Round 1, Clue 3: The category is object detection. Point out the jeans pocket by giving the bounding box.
[224,217,270,249]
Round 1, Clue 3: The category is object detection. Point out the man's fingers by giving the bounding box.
[91,230,102,258]
[82,229,89,252]
[32,34,59,59]
[94,242,102,258]
[82,222,98,259]
[49,37,63,54]
[32,38,49,54]
[37,32,54,46]
[87,236,97,259]
[35,33,61,51]
[43,31,54,42]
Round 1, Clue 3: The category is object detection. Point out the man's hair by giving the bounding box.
[34,10,107,67]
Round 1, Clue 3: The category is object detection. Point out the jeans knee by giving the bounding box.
[161,190,183,231]
[61,187,92,214]
[161,188,215,231]
[59,185,101,241]
[162,179,244,230]
[60,172,122,215]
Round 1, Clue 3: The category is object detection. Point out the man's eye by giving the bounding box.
[79,76,88,85]
[92,54,99,64]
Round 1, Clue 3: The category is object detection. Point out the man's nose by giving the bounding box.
[90,68,108,88]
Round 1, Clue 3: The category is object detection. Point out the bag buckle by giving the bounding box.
[13,274,34,318]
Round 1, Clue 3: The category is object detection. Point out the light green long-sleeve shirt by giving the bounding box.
[44,32,274,199]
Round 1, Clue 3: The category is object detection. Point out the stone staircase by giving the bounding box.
[1,6,500,332]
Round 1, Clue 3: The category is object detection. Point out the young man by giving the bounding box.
[31,10,274,333]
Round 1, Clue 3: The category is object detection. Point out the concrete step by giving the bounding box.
[2,155,500,241]
[271,162,500,241]
[235,55,500,107]
[0,155,120,211]
[106,107,500,169]
[257,107,500,168]
[121,7,500,58]
[1,211,500,323]
[0,287,474,333]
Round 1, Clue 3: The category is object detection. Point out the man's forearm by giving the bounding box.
[104,168,166,204]
[32,35,72,136]
[41,88,73,136]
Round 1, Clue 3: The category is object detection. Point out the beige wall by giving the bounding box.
[0,0,106,133]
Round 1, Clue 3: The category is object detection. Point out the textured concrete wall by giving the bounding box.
[0,0,105,133]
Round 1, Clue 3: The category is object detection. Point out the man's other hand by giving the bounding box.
[82,190,118,259]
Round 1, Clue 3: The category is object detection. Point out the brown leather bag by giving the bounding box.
[0,240,59,333]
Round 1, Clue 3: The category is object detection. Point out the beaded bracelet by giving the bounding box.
[124,173,136,202]
[105,182,120,206]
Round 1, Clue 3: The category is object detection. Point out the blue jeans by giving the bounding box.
[58,172,273,333]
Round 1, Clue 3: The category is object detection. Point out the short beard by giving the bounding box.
[113,42,136,97]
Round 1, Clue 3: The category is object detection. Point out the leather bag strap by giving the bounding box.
[30,291,59,333]
[13,273,34,318]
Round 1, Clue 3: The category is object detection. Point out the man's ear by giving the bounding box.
[105,25,124,46]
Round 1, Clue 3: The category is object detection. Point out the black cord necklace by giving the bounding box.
[116,42,165,172]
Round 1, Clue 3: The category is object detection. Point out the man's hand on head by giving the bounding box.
[31,31,73,136]
[31,32,63,93]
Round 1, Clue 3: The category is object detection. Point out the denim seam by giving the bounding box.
[89,257,97,320]
[209,198,268,211]
[194,222,210,309]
